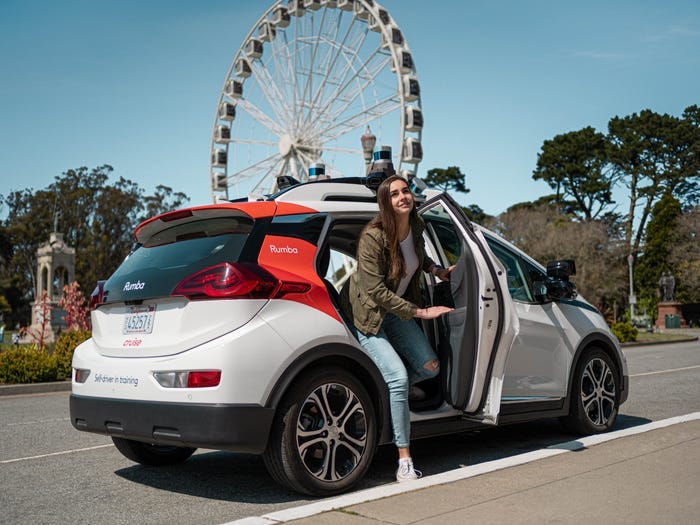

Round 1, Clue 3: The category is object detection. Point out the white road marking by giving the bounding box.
[0,444,113,464]
[631,364,700,377]
[222,411,700,525]
[5,417,71,427]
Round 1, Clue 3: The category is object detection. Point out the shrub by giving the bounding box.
[58,282,90,331]
[611,321,638,343]
[53,330,92,379]
[0,345,58,384]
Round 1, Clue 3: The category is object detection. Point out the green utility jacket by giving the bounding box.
[340,215,436,335]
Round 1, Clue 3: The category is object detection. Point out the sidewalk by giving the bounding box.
[238,414,700,525]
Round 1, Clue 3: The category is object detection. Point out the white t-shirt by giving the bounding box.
[397,228,419,297]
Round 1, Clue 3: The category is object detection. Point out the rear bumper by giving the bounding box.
[70,394,274,454]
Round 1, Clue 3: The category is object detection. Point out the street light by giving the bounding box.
[627,253,636,322]
[360,126,376,170]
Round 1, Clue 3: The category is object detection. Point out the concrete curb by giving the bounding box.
[622,335,698,348]
[0,380,71,396]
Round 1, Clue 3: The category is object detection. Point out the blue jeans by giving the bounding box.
[354,313,439,448]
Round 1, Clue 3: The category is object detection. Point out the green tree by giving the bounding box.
[0,223,19,323]
[506,194,577,217]
[486,204,625,311]
[2,166,118,307]
[0,294,10,318]
[79,175,143,290]
[635,193,682,306]
[533,127,613,221]
[668,206,700,304]
[1,166,190,325]
[461,204,491,224]
[424,166,470,194]
[425,165,489,222]
[140,184,190,222]
[607,107,700,262]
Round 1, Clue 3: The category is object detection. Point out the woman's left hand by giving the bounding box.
[414,305,454,319]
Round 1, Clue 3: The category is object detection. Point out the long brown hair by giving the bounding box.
[363,175,418,281]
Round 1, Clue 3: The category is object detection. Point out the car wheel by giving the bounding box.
[263,366,377,496]
[112,437,196,466]
[560,348,620,435]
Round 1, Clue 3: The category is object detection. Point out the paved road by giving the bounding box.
[1,339,698,525]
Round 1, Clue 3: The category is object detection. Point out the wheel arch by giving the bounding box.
[264,343,393,445]
[566,332,627,409]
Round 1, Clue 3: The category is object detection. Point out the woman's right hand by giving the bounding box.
[414,306,454,319]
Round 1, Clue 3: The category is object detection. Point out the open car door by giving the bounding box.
[419,193,518,424]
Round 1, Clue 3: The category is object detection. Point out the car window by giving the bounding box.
[322,249,356,291]
[522,257,547,288]
[485,237,534,303]
[269,213,326,244]
[422,204,462,266]
[320,220,367,290]
[105,217,254,303]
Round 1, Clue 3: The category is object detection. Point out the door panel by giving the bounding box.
[503,302,568,398]
[420,194,517,423]
[483,239,567,399]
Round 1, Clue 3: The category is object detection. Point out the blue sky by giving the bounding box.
[1,0,699,218]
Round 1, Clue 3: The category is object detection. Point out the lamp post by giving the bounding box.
[360,126,376,173]
[627,253,636,322]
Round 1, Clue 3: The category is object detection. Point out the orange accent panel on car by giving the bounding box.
[259,235,341,323]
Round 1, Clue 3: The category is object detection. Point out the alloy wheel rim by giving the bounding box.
[296,382,368,482]
[580,357,616,426]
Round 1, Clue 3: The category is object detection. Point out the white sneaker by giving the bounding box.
[396,458,422,482]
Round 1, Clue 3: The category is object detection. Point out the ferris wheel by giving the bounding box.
[209,0,423,201]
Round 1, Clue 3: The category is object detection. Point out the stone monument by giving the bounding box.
[655,271,685,329]
[26,231,76,343]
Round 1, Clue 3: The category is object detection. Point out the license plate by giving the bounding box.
[123,305,156,334]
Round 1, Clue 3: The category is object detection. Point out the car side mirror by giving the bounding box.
[546,259,576,279]
[541,259,577,301]
[542,277,577,301]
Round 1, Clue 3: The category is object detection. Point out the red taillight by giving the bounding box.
[172,262,309,300]
[187,370,221,388]
[89,280,106,310]
[153,370,222,388]
[172,262,276,298]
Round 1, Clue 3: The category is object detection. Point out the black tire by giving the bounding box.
[263,367,377,496]
[112,437,196,466]
[560,348,620,435]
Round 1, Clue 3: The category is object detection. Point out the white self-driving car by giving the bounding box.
[70,178,628,496]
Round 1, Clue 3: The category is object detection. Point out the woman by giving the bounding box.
[341,175,453,482]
